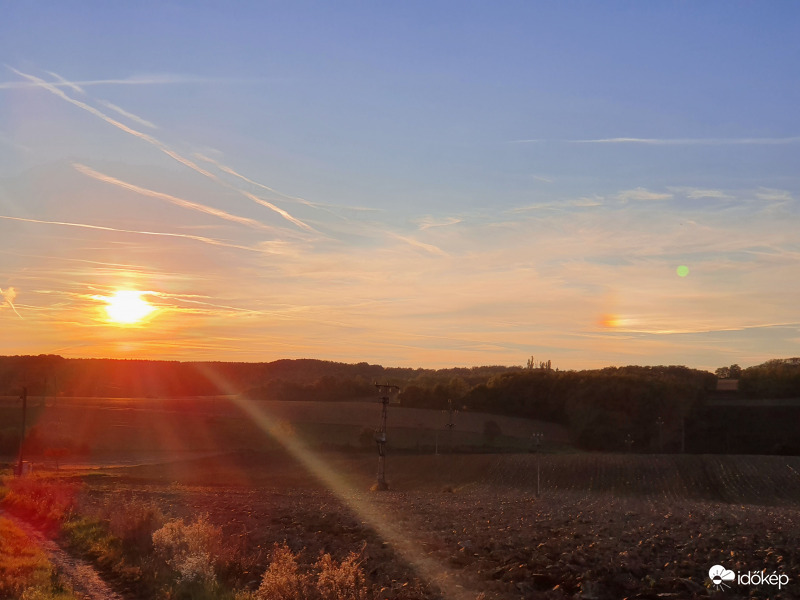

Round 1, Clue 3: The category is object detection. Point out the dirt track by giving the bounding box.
[0,508,126,600]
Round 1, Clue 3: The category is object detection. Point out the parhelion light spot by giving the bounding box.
[676,265,690,277]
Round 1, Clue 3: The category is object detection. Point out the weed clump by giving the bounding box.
[152,515,224,585]
[252,542,371,600]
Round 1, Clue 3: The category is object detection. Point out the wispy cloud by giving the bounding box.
[756,188,793,202]
[509,136,800,145]
[97,100,157,129]
[572,137,800,145]
[73,163,276,232]
[196,152,375,217]
[508,196,604,213]
[388,233,448,257]
[44,70,85,94]
[417,216,462,230]
[0,286,22,318]
[11,68,317,233]
[0,214,266,253]
[685,189,730,200]
[0,73,250,90]
[616,187,673,202]
[10,68,223,180]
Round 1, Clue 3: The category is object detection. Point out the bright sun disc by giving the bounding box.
[103,290,155,324]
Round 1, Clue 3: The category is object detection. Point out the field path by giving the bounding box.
[0,508,127,600]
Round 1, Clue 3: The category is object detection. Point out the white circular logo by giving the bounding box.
[709,565,735,589]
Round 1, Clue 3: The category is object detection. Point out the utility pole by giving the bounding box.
[532,432,544,496]
[17,386,27,477]
[656,417,665,453]
[374,383,399,491]
[444,398,457,453]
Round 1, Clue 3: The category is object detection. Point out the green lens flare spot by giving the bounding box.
[676,265,689,277]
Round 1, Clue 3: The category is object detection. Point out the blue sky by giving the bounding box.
[1,2,798,370]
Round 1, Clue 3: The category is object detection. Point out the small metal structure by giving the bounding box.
[373,383,400,490]
[625,434,634,452]
[656,416,665,452]
[16,386,27,477]
[444,398,458,453]
[532,431,544,496]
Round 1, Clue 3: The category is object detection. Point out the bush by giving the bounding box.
[0,476,80,529]
[152,515,224,585]
[96,495,165,555]
[253,543,371,600]
[314,551,369,600]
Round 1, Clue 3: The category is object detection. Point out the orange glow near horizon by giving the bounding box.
[100,290,156,325]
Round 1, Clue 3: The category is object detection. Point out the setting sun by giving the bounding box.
[102,290,156,325]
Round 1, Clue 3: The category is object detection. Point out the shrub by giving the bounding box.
[0,476,80,528]
[96,495,165,555]
[253,543,371,600]
[255,543,306,600]
[314,551,369,600]
[152,515,223,585]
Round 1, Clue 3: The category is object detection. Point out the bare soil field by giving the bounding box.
[0,396,570,461]
[32,451,796,600]
[3,397,799,599]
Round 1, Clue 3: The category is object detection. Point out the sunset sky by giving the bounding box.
[1,2,798,370]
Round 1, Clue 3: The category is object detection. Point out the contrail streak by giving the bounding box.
[0,286,22,318]
[0,214,264,253]
[195,152,316,206]
[0,74,250,90]
[11,68,314,231]
[98,100,157,129]
[73,163,275,232]
[196,152,378,214]
[389,233,448,257]
[11,68,223,180]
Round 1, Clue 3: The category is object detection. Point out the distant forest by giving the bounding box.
[2,355,799,453]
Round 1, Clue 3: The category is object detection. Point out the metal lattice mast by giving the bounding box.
[374,383,399,490]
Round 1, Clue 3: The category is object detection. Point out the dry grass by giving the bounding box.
[0,517,78,600]
[253,543,371,600]
[1,476,80,529]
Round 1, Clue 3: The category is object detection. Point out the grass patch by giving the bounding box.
[0,517,79,600]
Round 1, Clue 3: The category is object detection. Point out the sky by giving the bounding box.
[1,2,799,371]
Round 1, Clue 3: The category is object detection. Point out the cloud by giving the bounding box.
[417,217,462,230]
[508,196,604,213]
[0,72,250,90]
[685,189,730,200]
[510,137,800,145]
[10,68,223,180]
[666,187,731,200]
[97,100,157,129]
[532,175,554,183]
[388,233,448,257]
[572,137,800,145]
[0,286,22,318]
[44,70,85,94]
[10,68,318,233]
[0,214,267,253]
[616,187,673,202]
[756,188,793,202]
[73,163,277,232]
